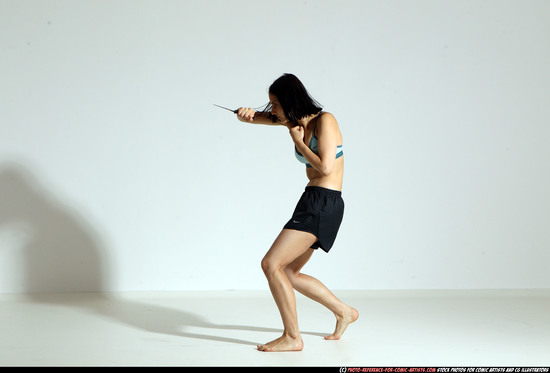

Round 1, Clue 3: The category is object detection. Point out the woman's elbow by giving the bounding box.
[319,163,334,177]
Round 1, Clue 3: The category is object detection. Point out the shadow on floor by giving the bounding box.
[29,292,326,347]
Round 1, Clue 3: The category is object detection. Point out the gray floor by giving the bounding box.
[1,290,549,366]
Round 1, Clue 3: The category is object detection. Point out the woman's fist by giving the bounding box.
[237,107,256,122]
[289,125,305,144]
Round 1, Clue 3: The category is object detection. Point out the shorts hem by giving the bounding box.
[281,227,329,252]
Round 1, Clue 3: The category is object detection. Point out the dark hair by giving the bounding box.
[260,73,322,125]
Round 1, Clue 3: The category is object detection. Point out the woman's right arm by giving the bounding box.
[236,107,281,125]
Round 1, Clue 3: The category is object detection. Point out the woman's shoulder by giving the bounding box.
[317,111,338,128]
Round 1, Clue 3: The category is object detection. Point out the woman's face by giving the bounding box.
[269,93,288,123]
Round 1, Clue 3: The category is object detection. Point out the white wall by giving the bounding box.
[1,0,549,293]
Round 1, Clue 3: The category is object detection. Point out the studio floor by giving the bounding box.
[1,290,549,367]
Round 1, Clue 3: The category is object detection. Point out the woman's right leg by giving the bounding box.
[284,249,359,340]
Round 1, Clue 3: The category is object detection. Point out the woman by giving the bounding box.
[237,74,358,352]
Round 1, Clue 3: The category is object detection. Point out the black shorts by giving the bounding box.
[283,186,345,253]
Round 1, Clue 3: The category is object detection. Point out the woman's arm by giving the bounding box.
[236,107,281,125]
[292,113,339,176]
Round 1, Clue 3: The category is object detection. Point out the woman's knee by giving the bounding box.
[261,255,279,277]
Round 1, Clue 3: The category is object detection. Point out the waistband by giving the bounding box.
[305,186,342,196]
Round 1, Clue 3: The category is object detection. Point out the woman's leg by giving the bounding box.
[258,229,318,352]
[284,249,359,340]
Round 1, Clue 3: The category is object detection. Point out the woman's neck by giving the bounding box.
[297,113,319,128]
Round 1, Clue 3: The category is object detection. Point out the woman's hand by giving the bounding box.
[289,125,305,144]
[236,107,256,122]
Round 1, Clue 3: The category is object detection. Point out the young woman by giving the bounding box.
[236,74,358,352]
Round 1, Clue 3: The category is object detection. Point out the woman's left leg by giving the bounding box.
[258,228,318,352]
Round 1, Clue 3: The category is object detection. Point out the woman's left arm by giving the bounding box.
[292,113,339,176]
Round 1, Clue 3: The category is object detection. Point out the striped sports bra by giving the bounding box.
[294,112,344,168]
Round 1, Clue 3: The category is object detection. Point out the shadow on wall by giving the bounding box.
[0,162,109,293]
[0,161,312,347]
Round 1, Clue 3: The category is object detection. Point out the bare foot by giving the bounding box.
[257,334,304,352]
[324,306,359,340]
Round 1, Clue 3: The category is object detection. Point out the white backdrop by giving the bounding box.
[1,0,549,293]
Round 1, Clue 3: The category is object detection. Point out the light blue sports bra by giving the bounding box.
[294,112,344,168]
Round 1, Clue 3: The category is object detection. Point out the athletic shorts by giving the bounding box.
[283,186,345,253]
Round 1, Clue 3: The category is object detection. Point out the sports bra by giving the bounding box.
[294,112,344,168]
